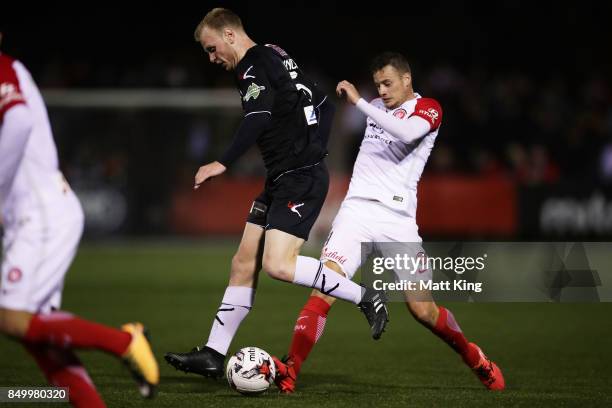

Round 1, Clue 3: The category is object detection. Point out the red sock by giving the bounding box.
[430,306,480,367]
[24,312,131,356]
[24,343,106,408]
[288,296,331,374]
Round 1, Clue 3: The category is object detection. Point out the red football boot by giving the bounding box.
[468,343,505,390]
[271,355,297,394]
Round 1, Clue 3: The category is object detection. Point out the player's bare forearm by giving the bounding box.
[194,161,227,189]
[336,80,361,105]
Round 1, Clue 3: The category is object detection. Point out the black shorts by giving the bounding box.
[246,162,329,240]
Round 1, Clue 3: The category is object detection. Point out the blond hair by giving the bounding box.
[194,8,244,41]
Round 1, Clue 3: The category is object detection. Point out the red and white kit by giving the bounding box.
[322,94,443,279]
[0,54,84,314]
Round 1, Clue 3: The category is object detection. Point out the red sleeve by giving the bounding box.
[0,55,26,121]
[411,97,443,131]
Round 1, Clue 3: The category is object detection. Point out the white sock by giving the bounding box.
[206,286,254,355]
[293,256,363,304]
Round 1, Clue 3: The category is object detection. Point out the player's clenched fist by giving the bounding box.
[336,80,361,105]
[194,161,226,189]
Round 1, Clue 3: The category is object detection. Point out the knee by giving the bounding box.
[262,255,292,282]
[323,260,346,277]
[408,302,438,327]
[0,309,31,338]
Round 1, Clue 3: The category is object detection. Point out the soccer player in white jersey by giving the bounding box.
[0,40,158,407]
[272,52,505,393]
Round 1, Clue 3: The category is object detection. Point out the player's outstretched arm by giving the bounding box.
[355,99,431,144]
[193,112,270,190]
[336,79,432,144]
[194,161,226,189]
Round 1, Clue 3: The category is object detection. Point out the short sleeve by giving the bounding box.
[0,56,26,121]
[410,98,443,131]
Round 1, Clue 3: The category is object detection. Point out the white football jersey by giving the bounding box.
[0,54,68,226]
[345,94,443,218]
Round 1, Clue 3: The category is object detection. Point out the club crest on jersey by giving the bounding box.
[243,83,266,102]
[7,267,22,283]
[393,108,407,119]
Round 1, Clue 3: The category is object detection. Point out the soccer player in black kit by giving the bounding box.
[165,8,389,378]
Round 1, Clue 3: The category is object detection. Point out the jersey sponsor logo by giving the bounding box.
[242,65,256,80]
[364,133,393,145]
[287,201,304,217]
[7,267,23,283]
[0,82,18,98]
[367,121,384,134]
[418,107,440,124]
[283,58,298,71]
[304,105,318,125]
[243,82,266,102]
[0,82,25,108]
[322,248,347,265]
[393,108,407,119]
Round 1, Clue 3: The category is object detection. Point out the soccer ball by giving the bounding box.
[226,346,276,395]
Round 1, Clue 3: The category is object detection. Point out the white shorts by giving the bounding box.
[0,192,84,314]
[321,197,427,280]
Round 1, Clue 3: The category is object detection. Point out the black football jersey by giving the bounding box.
[234,44,327,179]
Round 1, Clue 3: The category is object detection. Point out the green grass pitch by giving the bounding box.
[1,241,611,407]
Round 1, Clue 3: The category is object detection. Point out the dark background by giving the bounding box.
[2,2,611,237]
[2,2,610,86]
